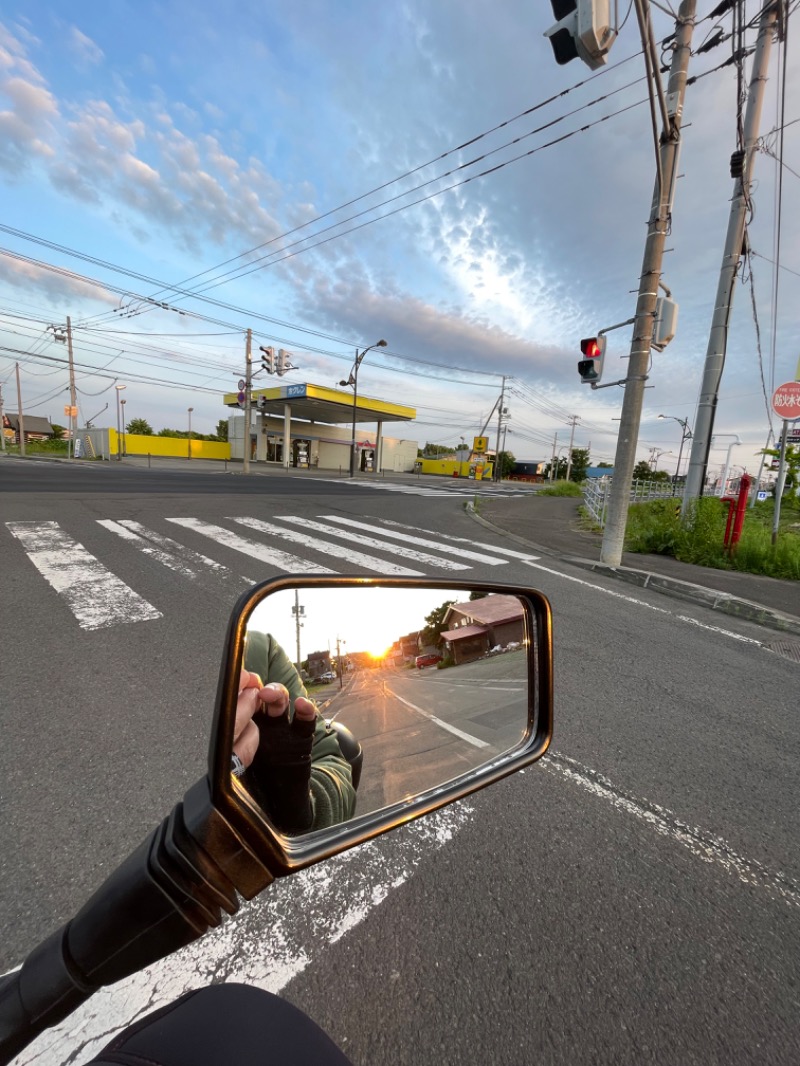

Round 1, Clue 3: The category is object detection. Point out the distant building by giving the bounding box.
[3,414,55,444]
[440,595,525,666]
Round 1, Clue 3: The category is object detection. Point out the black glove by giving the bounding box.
[244,709,316,835]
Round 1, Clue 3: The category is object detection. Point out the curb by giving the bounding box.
[465,502,800,639]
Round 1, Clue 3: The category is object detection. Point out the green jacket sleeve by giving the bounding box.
[243,631,357,830]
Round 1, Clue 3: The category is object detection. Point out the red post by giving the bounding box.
[729,474,752,553]
[721,497,737,548]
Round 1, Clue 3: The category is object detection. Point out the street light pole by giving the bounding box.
[120,399,126,456]
[658,414,692,496]
[188,407,193,460]
[339,339,387,478]
[114,384,126,461]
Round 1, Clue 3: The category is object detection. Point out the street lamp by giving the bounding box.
[120,398,127,456]
[187,406,193,460]
[657,414,692,496]
[711,434,742,496]
[114,384,126,461]
[339,339,387,478]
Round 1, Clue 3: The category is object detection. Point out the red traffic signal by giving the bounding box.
[578,335,606,385]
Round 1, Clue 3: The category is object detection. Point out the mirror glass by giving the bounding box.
[231,586,532,838]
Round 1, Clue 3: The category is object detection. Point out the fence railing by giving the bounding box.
[582,478,684,529]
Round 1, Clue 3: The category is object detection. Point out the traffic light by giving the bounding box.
[260,346,275,374]
[578,335,606,384]
[276,348,289,377]
[544,0,616,71]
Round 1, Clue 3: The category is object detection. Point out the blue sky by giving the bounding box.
[0,1,797,473]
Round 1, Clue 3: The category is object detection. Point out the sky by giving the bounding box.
[247,585,459,661]
[0,1,798,476]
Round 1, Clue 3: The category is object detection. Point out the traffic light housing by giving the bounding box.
[544,0,616,71]
[578,335,606,384]
[276,349,289,377]
[260,346,275,374]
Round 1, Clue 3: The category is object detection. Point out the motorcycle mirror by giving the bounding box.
[208,577,552,876]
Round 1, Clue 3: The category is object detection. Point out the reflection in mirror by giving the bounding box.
[232,586,531,838]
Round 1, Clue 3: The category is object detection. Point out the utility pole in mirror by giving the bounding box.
[292,592,305,675]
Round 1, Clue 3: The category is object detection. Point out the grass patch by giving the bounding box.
[4,439,69,456]
[624,496,800,580]
[537,480,584,497]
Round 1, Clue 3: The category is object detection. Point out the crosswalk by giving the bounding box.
[6,514,540,631]
[306,478,540,498]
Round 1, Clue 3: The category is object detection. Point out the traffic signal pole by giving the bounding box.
[243,328,252,475]
[600,0,695,566]
[682,0,779,508]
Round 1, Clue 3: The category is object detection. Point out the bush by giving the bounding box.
[538,481,583,497]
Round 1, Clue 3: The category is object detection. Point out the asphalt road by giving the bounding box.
[2,460,798,1065]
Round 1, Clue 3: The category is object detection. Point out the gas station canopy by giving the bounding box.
[222,382,416,425]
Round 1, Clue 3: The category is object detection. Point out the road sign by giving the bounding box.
[63,405,78,417]
[473,435,488,453]
[771,381,800,420]
[238,378,246,390]
[237,391,246,408]
[757,490,768,502]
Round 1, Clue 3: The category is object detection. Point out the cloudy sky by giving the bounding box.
[0,0,797,475]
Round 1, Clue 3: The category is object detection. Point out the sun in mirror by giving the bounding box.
[232,586,531,837]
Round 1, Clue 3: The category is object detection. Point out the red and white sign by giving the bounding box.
[771,381,800,421]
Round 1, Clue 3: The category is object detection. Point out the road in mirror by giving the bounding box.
[234,586,531,837]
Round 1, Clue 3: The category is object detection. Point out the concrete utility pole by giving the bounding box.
[243,328,252,475]
[600,0,696,566]
[0,383,6,452]
[683,0,779,508]
[550,432,558,480]
[15,362,25,456]
[66,317,77,459]
[565,415,579,481]
[495,376,507,482]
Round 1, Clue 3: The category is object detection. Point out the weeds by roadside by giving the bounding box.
[537,481,583,497]
[624,497,800,580]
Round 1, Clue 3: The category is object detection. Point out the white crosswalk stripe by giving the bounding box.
[306,477,537,498]
[97,520,253,591]
[230,516,426,576]
[7,511,535,629]
[315,515,517,565]
[165,518,336,574]
[267,516,474,571]
[6,521,162,630]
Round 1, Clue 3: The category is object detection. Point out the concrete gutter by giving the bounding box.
[466,501,800,639]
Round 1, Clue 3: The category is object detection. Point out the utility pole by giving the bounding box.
[66,317,77,460]
[243,329,252,474]
[15,363,25,457]
[683,0,779,508]
[565,415,579,482]
[550,432,558,480]
[293,591,304,674]
[0,383,6,453]
[495,376,506,482]
[600,0,696,565]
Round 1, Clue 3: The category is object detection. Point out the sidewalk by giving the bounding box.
[472,495,800,639]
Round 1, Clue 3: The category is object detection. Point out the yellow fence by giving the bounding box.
[109,430,230,461]
[414,458,494,479]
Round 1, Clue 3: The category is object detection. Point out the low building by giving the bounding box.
[440,594,526,666]
[3,414,55,444]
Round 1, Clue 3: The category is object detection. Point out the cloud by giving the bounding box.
[69,27,104,66]
[0,252,118,308]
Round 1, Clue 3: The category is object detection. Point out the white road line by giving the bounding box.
[316,515,512,566]
[97,521,250,591]
[387,687,489,748]
[544,752,800,910]
[6,521,161,630]
[166,518,336,574]
[273,516,474,571]
[305,477,454,496]
[13,806,473,1066]
[230,516,424,577]
[368,517,543,563]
